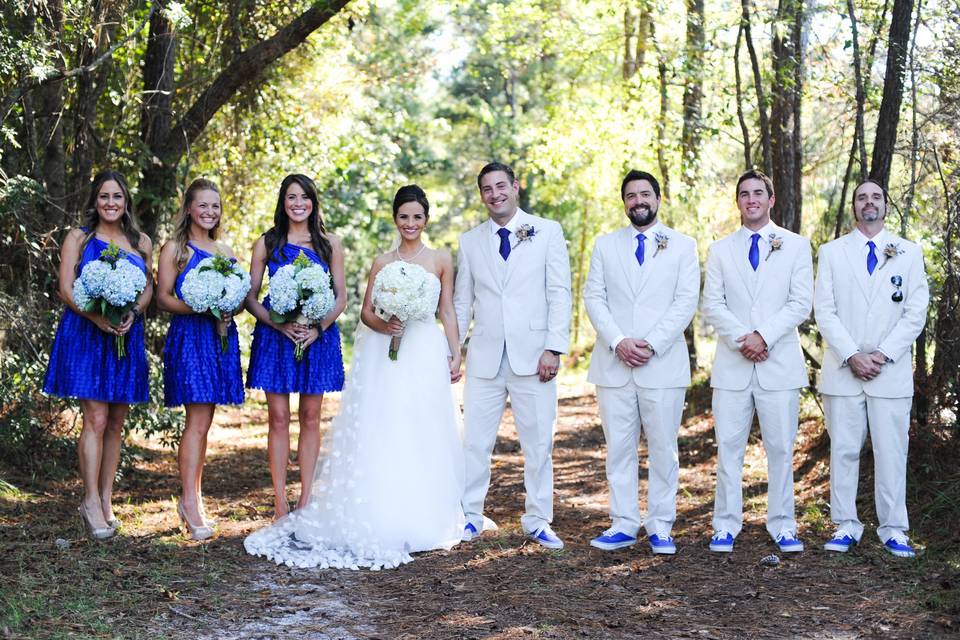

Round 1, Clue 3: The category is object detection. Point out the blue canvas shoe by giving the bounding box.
[527,525,564,549]
[774,530,804,553]
[823,529,857,553]
[884,533,916,558]
[589,529,637,551]
[709,530,734,552]
[648,534,676,555]
[461,522,479,542]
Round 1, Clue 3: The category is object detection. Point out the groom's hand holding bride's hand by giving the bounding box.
[538,350,560,383]
[448,354,462,383]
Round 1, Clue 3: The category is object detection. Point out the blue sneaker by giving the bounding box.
[589,529,637,551]
[648,534,676,555]
[709,530,734,552]
[527,525,564,549]
[884,533,916,558]
[461,522,479,542]
[774,530,804,553]
[823,529,857,553]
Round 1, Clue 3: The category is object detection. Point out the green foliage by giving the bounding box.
[0,351,75,476]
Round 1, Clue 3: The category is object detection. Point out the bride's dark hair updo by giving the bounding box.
[392,184,429,221]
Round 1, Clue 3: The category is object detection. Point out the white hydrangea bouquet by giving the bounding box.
[72,240,147,359]
[371,261,435,361]
[268,250,335,361]
[180,253,251,352]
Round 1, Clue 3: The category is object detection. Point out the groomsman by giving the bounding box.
[584,170,699,554]
[814,180,928,558]
[702,170,813,553]
[454,162,572,548]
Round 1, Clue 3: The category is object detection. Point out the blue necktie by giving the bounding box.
[497,227,511,261]
[748,233,760,271]
[635,232,646,266]
[866,240,878,275]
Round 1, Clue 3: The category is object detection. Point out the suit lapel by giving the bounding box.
[634,227,664,296]
[502,211,527,287]
[726,233,756,299]
[617,227,641,294]
[478,221,503,291]
[752,225,781,298]
[842,233,872,303]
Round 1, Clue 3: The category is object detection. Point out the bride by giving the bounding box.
[244,184,465,569]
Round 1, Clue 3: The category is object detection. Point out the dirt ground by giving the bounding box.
[2,382,958,639]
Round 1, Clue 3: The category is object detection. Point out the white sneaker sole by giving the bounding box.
[529,535,564,550]
[823,542,852,552]
[778,544,804,553]
[709,543,734,553]
[589,539,636,551]
[650,546,676,555]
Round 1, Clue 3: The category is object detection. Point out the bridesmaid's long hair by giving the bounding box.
[263,174,332,266]
[170,178,221,269]
[77,170,146,272]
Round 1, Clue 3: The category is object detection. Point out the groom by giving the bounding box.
[454,162,572,548]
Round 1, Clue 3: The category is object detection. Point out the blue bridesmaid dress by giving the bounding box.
[246,242,344,395]
[162,243,245,407]
[43,234,149,403]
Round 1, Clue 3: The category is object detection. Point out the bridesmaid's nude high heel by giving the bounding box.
[79,505,115,540]
[177,502,214,541]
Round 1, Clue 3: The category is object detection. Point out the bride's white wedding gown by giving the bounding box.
[244,274,465,569]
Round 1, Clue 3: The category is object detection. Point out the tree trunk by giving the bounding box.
[68,0,121,217]
[846,0,868,177]
[740,0,772,174]
[769,0,804,233]
[137,0,351,238]
[681,0,705,187]
[869,0,914,189]
[655,26,671,202]
[33,0,66,227]
[734,23,753,169]
[138,2,177,239]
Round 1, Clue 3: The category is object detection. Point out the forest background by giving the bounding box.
[0,0,958,632]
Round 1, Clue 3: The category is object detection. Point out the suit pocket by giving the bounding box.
[529,319,547,330]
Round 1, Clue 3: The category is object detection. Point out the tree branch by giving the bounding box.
[0,1,157,123]
[158,0,351,164]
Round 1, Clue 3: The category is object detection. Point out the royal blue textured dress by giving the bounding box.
[162,243,245,407]
[43,234,149,403]
[246,242,344,395]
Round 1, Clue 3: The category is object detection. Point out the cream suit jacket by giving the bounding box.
[702,224,813,391]
[584,224,700,388]
[814,230,928,398]
[454,209,572,379]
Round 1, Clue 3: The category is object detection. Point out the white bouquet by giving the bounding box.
[180,253,251,352]
[268,250,336,360]
[371,261,435,360]
[72,240,147,358]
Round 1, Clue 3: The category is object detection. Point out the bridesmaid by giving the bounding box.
[157,178,244,541]
[43,170,153,540]
[246,174,346,518]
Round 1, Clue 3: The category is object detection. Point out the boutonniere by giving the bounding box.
[765,233,784,261]
[512,224,537,248]
[880,242,904,270]
[653,232,669,257]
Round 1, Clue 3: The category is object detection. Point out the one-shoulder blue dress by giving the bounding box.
[246,243,344,395]
[163,243,245,407]
[43,234,149,403]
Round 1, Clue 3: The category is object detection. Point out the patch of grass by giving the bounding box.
[799,497,830,534]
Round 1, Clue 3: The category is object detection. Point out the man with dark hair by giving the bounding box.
[702,170,813,553]
[584,170,699,555]
[454,162,572,549]
[814,180,929,558]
